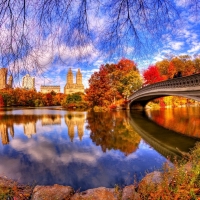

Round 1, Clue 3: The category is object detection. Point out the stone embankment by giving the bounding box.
[0,172,161,200]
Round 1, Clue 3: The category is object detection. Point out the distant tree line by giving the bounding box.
[0,89,66,107]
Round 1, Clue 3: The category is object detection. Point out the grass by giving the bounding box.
[0,181,33,200]
[136,142,200,199]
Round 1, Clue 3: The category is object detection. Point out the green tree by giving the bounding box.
[117,70,142,98]
[66,93,82,103]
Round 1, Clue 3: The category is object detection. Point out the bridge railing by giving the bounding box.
[128,73,200,100]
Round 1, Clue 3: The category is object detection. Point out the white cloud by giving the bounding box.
[168,41,184,50]
[188,44,200,54]
[175,0,191,7]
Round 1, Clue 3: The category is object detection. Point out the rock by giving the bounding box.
[70,187,118,200]
[31,184,74,200]
[121,185,141,200]
[137,171,162,194]
[139,171,162,185]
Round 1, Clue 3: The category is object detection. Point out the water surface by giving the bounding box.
[0,107,198,191]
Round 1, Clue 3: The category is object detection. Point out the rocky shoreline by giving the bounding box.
[0,171,160,200]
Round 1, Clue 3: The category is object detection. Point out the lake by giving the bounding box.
[0,106,199,191]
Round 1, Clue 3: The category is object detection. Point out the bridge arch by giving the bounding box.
[128,73,200,109]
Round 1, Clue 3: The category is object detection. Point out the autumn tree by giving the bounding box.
[157,55,198,78]
[0,88,67,107]
[194,56,200,73]
[105,59,142,99]
[85,66,112,107]
[85,58,142,107]
[167,62,176,79]
[156,59,170,79]
[143,65,163,85]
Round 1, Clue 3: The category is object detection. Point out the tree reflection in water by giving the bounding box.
[86,111,141,156]
[146,107,200,138]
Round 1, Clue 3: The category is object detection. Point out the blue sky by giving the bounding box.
[4,0,200,93]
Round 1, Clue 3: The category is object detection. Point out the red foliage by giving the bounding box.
[85,65,112,106]
[159,98,166,108]
[109,104,117,110]
[143,65,164,85]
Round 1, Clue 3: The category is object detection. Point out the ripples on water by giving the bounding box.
[0,107,198,191]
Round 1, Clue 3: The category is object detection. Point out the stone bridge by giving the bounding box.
[128,73,200,109]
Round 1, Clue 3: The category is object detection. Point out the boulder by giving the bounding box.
[121,185,141,200]
[139,171,162,186]
[137,171,162,194]
[70,187,118,200]
[31,184,74,200]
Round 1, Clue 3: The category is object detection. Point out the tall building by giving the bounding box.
[0,68,7,89]
[40,85,60,93]
[7,75,13,88]
[64,68,84,94]
[22,74,35,90]
[0,68,13,89]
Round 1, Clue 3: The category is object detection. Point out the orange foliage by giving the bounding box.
[149,107,200,138]
[0,88,65,107]
[116,58,138,71]
[168,62,176,79]
[87,111,141,155]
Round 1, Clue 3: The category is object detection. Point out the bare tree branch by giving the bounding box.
[0,0,198,77]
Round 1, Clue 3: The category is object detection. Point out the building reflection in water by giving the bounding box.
[41,115,61,126]
[0,113,86,144]
[24,122,36,138]
[65,113,86,142]
[0,124,14,145]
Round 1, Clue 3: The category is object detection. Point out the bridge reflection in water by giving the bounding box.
[128,110,200,159]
